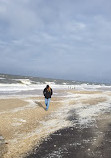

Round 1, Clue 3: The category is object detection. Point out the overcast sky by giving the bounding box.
[0,0,111,83]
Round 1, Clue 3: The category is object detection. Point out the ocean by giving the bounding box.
[0,73,111,96]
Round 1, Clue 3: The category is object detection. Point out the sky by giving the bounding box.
[0,0,111,83]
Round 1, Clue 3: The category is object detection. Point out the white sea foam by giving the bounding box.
[64,93,111,127]
[0,83,68,94]
[12,118,26,126]
[0,81,111,95]
[13,79,32,85]
[75,102,111,126]
[45,81,56,85]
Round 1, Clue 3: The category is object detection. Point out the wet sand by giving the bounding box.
[26,112,111,158]
[0,90,111,158]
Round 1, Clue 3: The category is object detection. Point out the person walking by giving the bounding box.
[43,85,53,111]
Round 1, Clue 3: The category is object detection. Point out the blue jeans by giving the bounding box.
[45,98,50,110]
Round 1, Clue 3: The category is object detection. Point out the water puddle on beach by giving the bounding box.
[26,92,111,158]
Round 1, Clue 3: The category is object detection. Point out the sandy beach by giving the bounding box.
[0,89,111,158]
[1,0,111,157]
[0,90,68,158]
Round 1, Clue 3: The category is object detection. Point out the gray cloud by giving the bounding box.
[0,0,111,83]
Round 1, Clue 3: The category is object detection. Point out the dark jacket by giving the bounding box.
[43,88,53,99]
